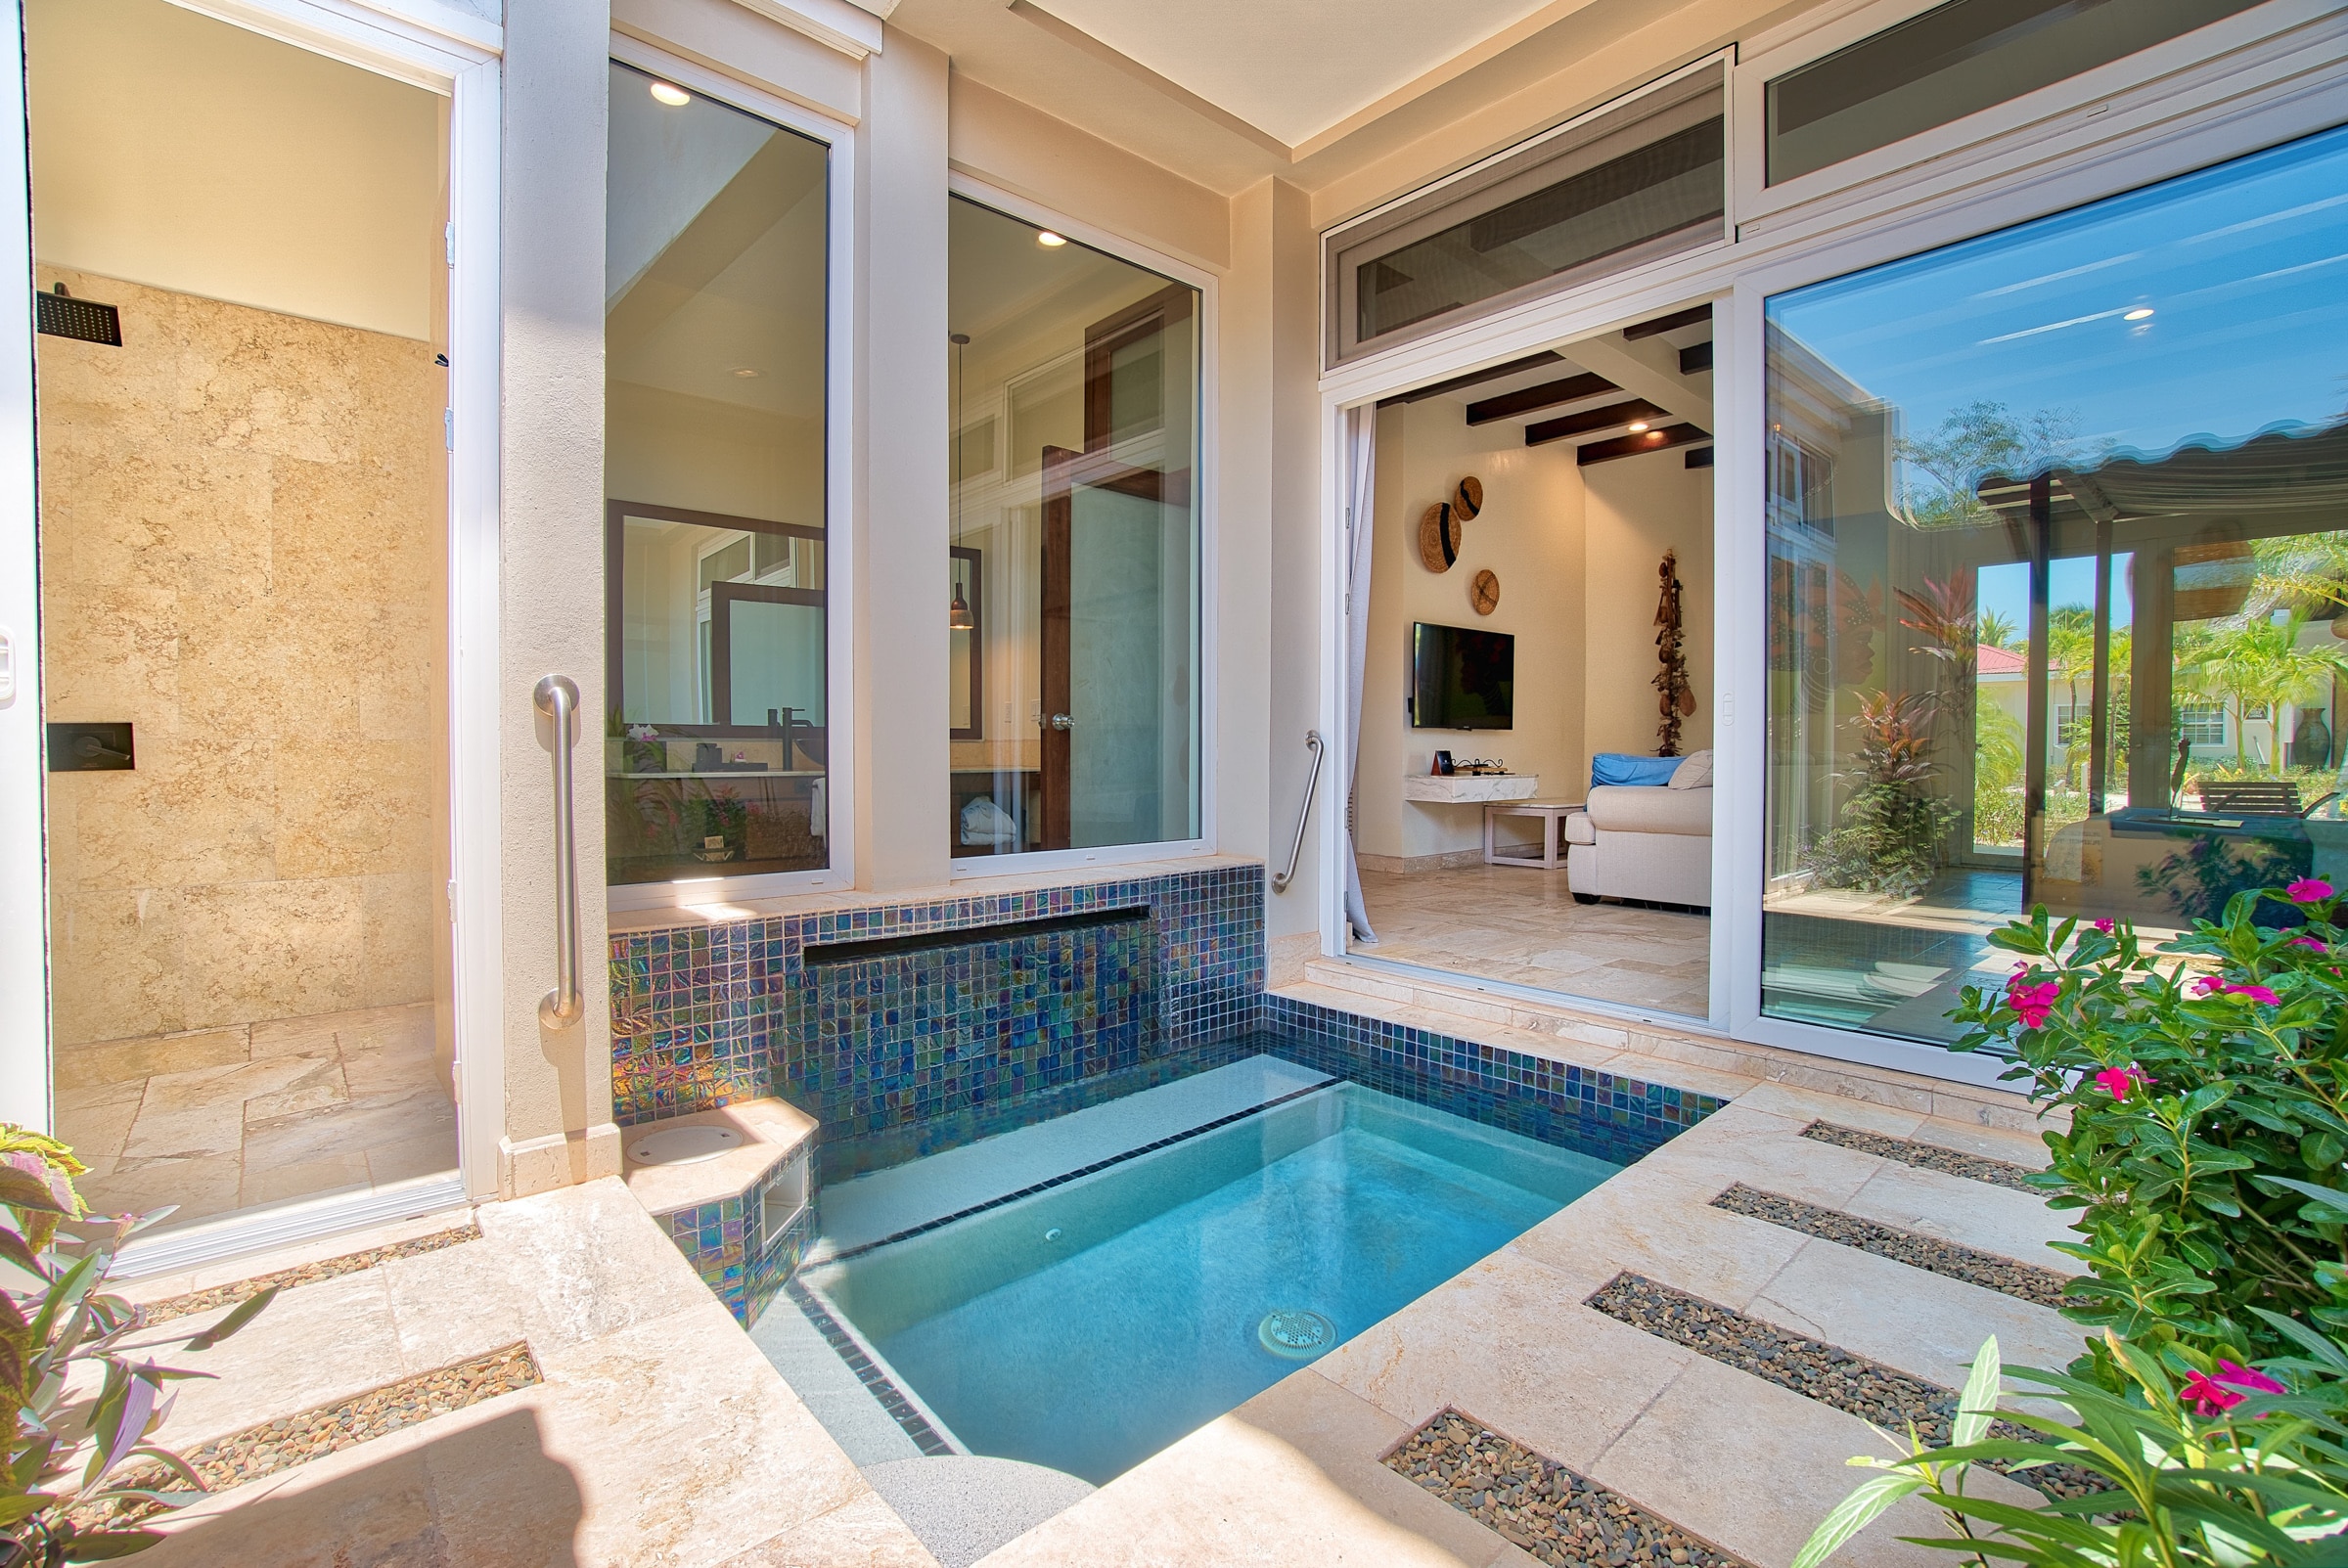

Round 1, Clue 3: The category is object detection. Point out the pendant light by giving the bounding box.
[950,332,971,628]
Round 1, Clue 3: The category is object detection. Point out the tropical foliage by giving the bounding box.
[1799,880,2348,1568]
[0,1127,274,1564]
[1804,692,1964,898]
[1795,1327,2348,1568]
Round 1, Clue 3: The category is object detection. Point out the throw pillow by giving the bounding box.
[1667,749,1715,789]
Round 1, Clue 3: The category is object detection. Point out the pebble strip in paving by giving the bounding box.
[158,1343,542,1501]
[1710,1184,2080,1309]
[139,1221,484,1325]
[1800,1122,2039,1192]
[1385,1411,1748,1568]
[1587,1273,2101,1501]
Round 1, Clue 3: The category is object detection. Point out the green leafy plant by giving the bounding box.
[1796,1326,2348,1568]
[0,1126,275,1564]
[1948,886,2348,1368]
[1804,691,1964,898]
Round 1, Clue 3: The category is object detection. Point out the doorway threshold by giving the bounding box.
[113,1171,469,1281]
[1323,950,1723,1039]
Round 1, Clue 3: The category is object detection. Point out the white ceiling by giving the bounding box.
[1022,0,1571,148]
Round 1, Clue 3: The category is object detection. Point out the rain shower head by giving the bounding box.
[36,284,119,347]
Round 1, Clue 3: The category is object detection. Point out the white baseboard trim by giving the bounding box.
[111,1172,471,1280]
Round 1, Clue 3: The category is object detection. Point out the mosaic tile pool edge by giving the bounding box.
[609,862,1266,1131]
[660,1153,816,1328]
[1258,994,1726,1166]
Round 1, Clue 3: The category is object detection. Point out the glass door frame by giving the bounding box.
[1311,7,2348,1085]
[942,171,1222,882]
[0,0,509,1252]
[603,31,860,914]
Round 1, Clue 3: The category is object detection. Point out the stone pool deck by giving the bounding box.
[107,980,2075,1568]
[118,1183,937,1566]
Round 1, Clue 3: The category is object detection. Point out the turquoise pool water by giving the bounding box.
[803,1083,1618,1484]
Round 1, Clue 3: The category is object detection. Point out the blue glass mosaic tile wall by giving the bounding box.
[610,862,1265,1131]
[1258,994,1724,1165]
[661,1153,814,1327]
[800,912,1153,1139]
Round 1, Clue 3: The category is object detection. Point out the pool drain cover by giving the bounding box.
[1258,1309,1333,1359]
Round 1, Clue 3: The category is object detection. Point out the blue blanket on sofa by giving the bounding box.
[1591,753,1680,788]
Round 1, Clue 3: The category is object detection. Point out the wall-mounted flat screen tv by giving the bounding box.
[1411,621,1513,731]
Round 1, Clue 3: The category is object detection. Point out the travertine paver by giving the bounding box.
[132,1180,938,1568]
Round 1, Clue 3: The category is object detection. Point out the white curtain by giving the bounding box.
[1342,405,1378,943]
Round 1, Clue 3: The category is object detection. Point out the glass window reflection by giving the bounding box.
[1762,122,2348,1041]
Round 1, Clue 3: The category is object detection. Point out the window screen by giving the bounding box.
[1765,0,2265,187]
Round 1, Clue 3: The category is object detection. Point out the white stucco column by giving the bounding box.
[495,0,620,1197]
[851,27,952,893]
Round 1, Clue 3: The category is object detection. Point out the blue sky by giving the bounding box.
[1769,121,2348,468]
[1978,556,2136,641]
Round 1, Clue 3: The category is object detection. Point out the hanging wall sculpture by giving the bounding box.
[1416,475,1482,573]
[1653,547,1694,755]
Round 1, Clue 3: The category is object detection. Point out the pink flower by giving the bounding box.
[2296,936,2328,951]
[2094,1065,2150,1099]
[2005,974,2059,1029]
[2289,878,2336,902]
[2184,1362,2288,1415]
[2220,982,2282,1006]
[2216,1361,2285,1397]
[2191,974,2225,997]
[2182,1370,2245,1415]
[2093,918,2115,934]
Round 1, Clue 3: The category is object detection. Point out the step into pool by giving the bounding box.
[799,1079,1619,1484]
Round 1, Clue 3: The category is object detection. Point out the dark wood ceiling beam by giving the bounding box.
[1577,423,1708,465]
[1622,303,1711,341]
[1466,371,1618,426]
[1678,340,1713,375]
[1525,398,1666,447]
[1376,350,1564,408]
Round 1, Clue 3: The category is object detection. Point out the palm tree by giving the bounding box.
[2047,605,2097,788]
[2182,612,2348,772]
[1976,608,2019,650]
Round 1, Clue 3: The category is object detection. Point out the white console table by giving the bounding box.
[1402,773,1539,804]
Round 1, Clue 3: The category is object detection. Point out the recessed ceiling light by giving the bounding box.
[1036,231,1067,247]
[1627,421,1650,433]
[732,368,761,379]
[2124,307,2155,322]
[650,81,691,107]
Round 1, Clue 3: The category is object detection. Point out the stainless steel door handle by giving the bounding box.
[1050,713,1074,731]
[535,673,584,1029]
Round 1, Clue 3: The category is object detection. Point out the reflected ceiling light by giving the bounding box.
[948,582,975,631]
[650,81,691,107]
[1627,421,1650,432]
[1036,231,1067,247]
[732,367,761,379]
[2124,307,2155,322]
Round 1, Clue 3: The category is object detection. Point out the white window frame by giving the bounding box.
[604,34,860,914]
[1733,0,2347,239]
[1315,5,2348,1087]
[0,0,504,1252]
[1319,52,1737,378]
[942,172,1222,883]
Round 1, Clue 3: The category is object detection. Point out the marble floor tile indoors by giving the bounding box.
[1355,866,1710,1018]
[52,1001,458,1229]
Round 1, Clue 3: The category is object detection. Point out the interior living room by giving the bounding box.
[1347,306,1715,1019]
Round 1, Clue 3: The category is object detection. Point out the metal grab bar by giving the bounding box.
[1272,730,1325,894]
[535,673,585,1028]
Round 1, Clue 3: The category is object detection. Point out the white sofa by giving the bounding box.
[1563,752,1712,909]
